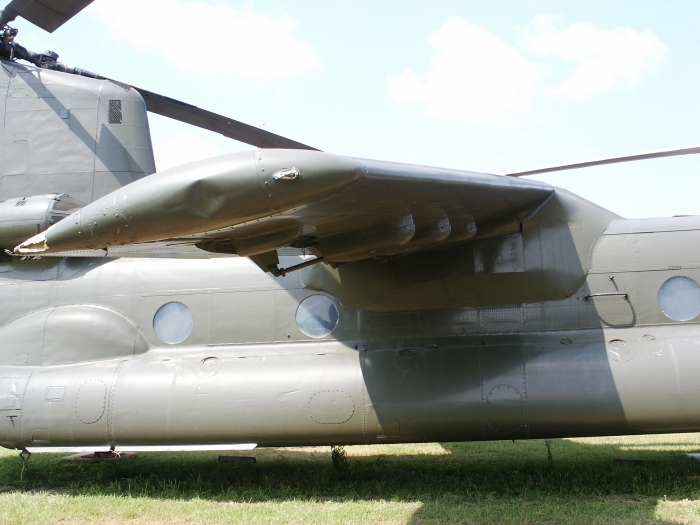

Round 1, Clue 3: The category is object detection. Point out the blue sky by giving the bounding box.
[11,0,700,218]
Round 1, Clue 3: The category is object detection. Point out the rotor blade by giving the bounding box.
[132,86,319,151]
[506,146,700,177]
[0,0,94,32]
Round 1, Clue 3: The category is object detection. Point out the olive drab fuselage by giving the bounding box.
[0,55,700,452]
[2,208,700,449]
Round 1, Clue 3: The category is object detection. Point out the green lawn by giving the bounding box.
[2,435,700,524]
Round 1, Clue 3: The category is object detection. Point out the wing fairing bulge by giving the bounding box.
[15,151,553,268]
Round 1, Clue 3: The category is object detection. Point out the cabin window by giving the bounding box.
[296,295,339,338]
[153,302,194,344]
[658,276,700,321]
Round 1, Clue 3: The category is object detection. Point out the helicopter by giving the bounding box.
[1,0,700,460]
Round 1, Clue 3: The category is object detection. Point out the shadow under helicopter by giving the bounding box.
[1,437,697,524]
[361,329,630,445]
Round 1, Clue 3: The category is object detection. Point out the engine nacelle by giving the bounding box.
[0,194,83,251]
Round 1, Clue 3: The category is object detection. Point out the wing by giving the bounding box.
[0,0,94,32]
[15,150,553,275]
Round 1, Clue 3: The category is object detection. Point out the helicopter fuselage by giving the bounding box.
[2,212,700,450]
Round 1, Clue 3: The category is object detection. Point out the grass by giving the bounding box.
[2,435,700,524]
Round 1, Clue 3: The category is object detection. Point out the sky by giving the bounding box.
[10,0,700,218]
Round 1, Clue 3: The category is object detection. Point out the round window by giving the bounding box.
[658,276,700,321]
[153,302,194,344]
[296,295,340,338]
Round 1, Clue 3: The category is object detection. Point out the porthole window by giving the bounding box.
[658,276,700,321]
[296,295,339,338]
[153,302,194,344]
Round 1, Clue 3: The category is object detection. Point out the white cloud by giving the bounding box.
[521,14,668,99]
[391,15,668,123]
[153,131,224,171]
[89,0,319,80]
[389,17,540,124]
